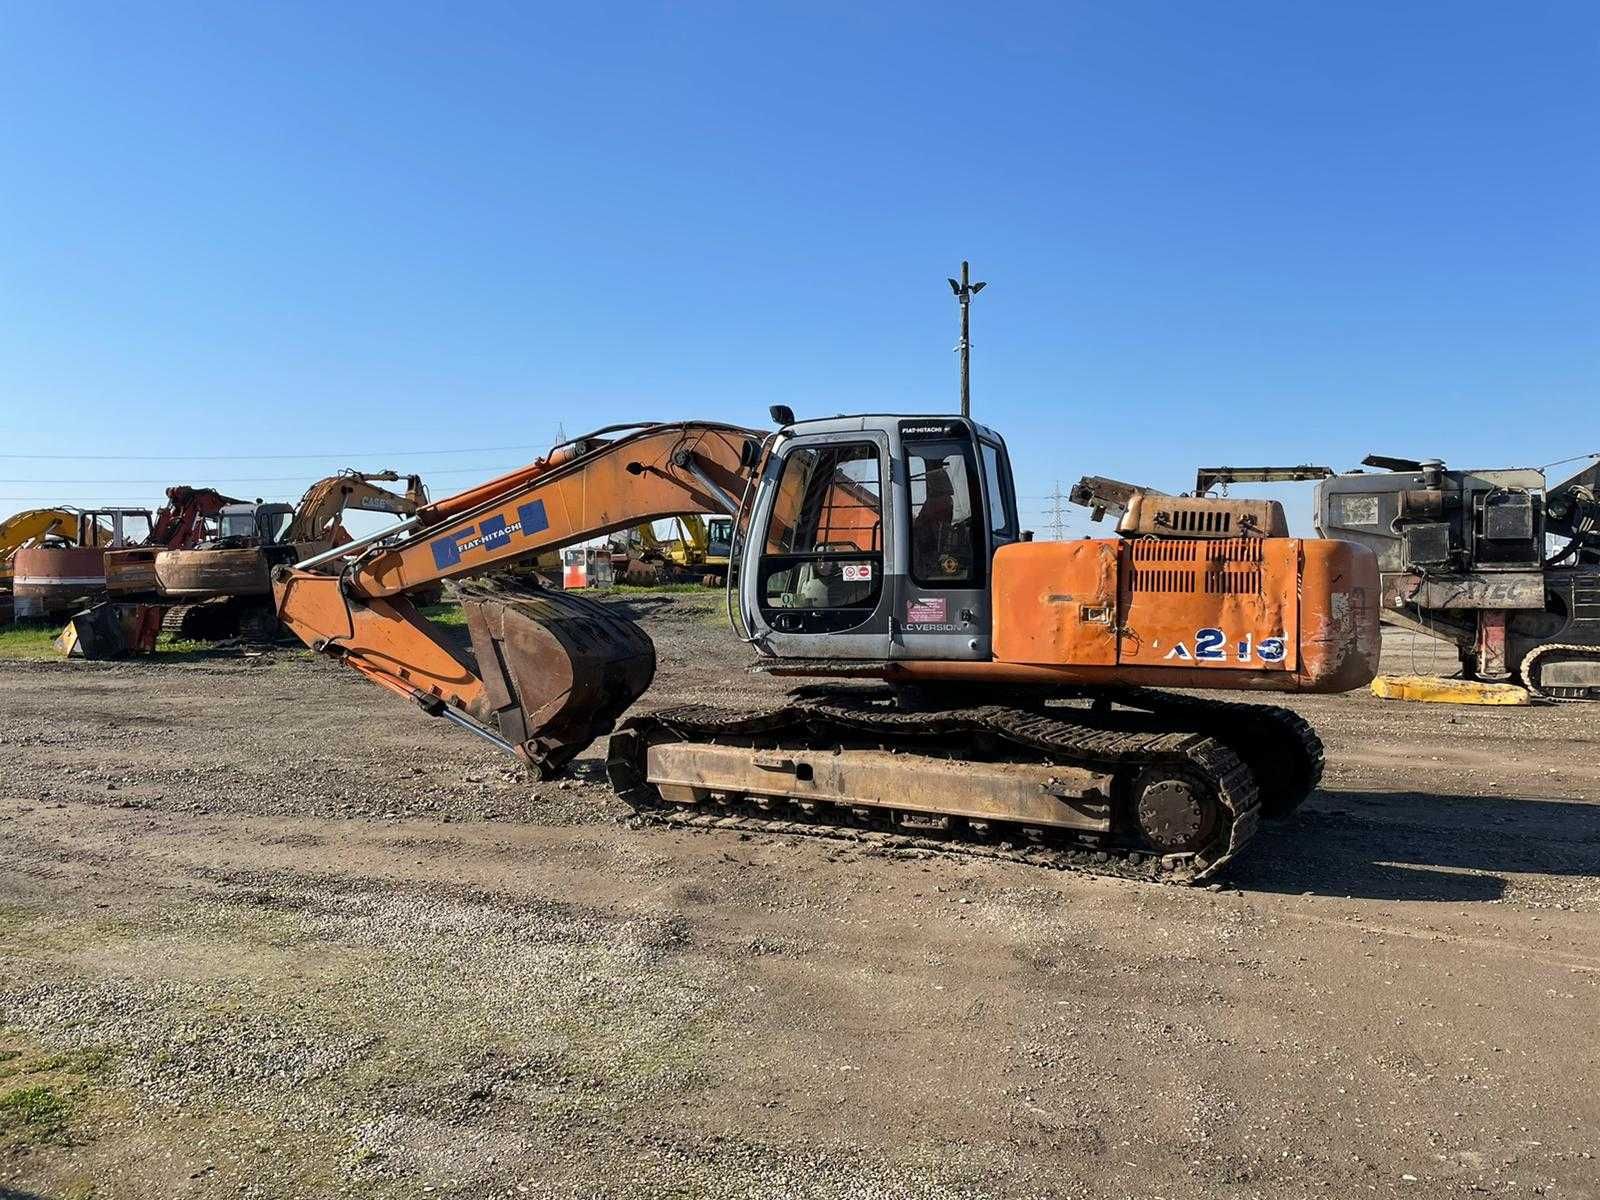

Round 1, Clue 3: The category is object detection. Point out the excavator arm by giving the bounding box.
[149,487,243,549]
[286,470,430,546]
[272,422,762,775]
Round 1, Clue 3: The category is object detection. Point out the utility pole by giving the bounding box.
[947,260,986,418]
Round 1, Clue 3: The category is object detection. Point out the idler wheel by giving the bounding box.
[1132,771,1218,853]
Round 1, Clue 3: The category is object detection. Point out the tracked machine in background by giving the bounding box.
[269,414,1379,882]
[102,486,244,598]
[1305,455,1600,700]
[157,470,428,639]
[50,488,244,656]
[606,515,735,586]
[1,508,88,621]
[11,508,148,621]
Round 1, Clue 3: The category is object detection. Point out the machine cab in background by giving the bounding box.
[739,414,1020,661]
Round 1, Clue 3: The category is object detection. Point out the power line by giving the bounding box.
[0,463,534,485]
[0,440,565,462]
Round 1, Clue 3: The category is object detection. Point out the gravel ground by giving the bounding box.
[1,593,1597,1199]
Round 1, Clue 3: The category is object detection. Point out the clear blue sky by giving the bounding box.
[2,1,1595,535]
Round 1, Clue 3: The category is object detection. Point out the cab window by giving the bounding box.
[759,441,883,633]
[979,439,1016,540]
[908,439,983,587]
[263,510,292,544]
[220,512,257,540]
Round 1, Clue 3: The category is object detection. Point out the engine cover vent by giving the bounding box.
[1205,567,1262,594]
[1119,496,1289,539]
[1130,541,1198,593]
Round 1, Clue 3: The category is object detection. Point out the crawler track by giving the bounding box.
[608,689,1275,883]
[1521,643,1600,702]
[1100,687,1324,816]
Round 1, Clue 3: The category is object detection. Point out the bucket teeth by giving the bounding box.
[460,578,655,777]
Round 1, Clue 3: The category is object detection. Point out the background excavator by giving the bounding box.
[268,412,1380,882]
[157,469,428,639]
[607,515,729,585]
[1,508,88,620]
[10,508,146,624]
[47,489,242,656]
[102,486,245,598]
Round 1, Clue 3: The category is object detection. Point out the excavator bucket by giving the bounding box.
[458,580,655,778]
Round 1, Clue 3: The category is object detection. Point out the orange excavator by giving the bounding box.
[271,413,1380,881]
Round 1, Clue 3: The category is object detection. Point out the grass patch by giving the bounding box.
[156,634,213,655]
[0,1083,72,1141]
[31,1049,115,1081]
[0,621,60,661]
[0,903,36,935]
[610,582,722,595]
[417,602,465,627]
[0,1045,117,1086]
[0,619,230,662]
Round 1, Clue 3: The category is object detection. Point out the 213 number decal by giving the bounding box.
[1166,627,1286,664]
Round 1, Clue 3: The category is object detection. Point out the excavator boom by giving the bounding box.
[273,422,762,773]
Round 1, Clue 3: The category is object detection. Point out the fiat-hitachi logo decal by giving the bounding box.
[429,500,549,570]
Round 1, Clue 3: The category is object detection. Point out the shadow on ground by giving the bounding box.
[1230,788,1600,902]
[565,758,612,784]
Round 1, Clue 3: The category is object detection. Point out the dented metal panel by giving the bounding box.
[1382,571,1548,611]
[1120,538,1299,672]
[991,540,1119,665]
[989,537,1380,693]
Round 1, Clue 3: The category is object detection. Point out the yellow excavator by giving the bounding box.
[1,508,84,579]
[660,514,730,585]
[267,413,1380,883]
[607,515,727,586]
[0,508,96,620]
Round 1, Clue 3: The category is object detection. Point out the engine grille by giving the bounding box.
[1130,540,1197,593]
[1131,539,1265,596]
[1155,508,1234,535]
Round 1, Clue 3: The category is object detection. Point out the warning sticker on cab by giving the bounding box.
[906,597,948,623]
[842,563,872,582]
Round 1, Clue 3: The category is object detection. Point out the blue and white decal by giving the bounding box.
[1166,628,1287,664]
[1194,627,1226,661]
[430,499,550,570]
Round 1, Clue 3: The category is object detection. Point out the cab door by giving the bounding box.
[889,421,1010,661]
[740,428,896,660]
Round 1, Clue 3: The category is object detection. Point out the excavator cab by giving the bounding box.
[215,503,294,547]
[740,415,1018,662]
